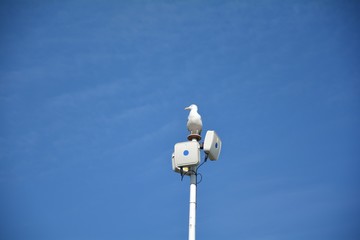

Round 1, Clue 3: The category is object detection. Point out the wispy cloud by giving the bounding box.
[47,81,122,108]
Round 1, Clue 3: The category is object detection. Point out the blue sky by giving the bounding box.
[1,1,359,239]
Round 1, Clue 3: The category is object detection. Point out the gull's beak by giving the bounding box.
[185,106,191,110]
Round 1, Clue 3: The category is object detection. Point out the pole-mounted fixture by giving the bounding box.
[171,104,222,240]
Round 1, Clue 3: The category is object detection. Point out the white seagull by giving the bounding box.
[185,104,203,135]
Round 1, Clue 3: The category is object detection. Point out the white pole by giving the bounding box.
[188,167,197,240]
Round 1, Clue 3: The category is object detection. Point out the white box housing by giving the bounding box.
[203,130,222,161]
[174,141,200,167]
[171,152,180,173]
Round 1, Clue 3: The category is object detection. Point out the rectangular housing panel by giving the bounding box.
[203,130,222,161]
[174,141,200,167]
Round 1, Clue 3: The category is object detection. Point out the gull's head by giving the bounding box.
[185,104,198,111]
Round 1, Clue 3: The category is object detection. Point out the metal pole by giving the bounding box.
[188,167,197,240]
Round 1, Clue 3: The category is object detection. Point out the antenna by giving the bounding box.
[172,104,222,240]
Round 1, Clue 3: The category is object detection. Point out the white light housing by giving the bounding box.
[203,130,222,161]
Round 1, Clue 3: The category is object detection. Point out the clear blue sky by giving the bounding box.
[1,1,359,239]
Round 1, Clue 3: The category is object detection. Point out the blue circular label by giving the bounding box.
[183,150,189,156]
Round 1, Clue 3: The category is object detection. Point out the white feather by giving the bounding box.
[185,104,203,134]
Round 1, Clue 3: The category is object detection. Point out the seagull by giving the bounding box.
[185,104,202,135]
